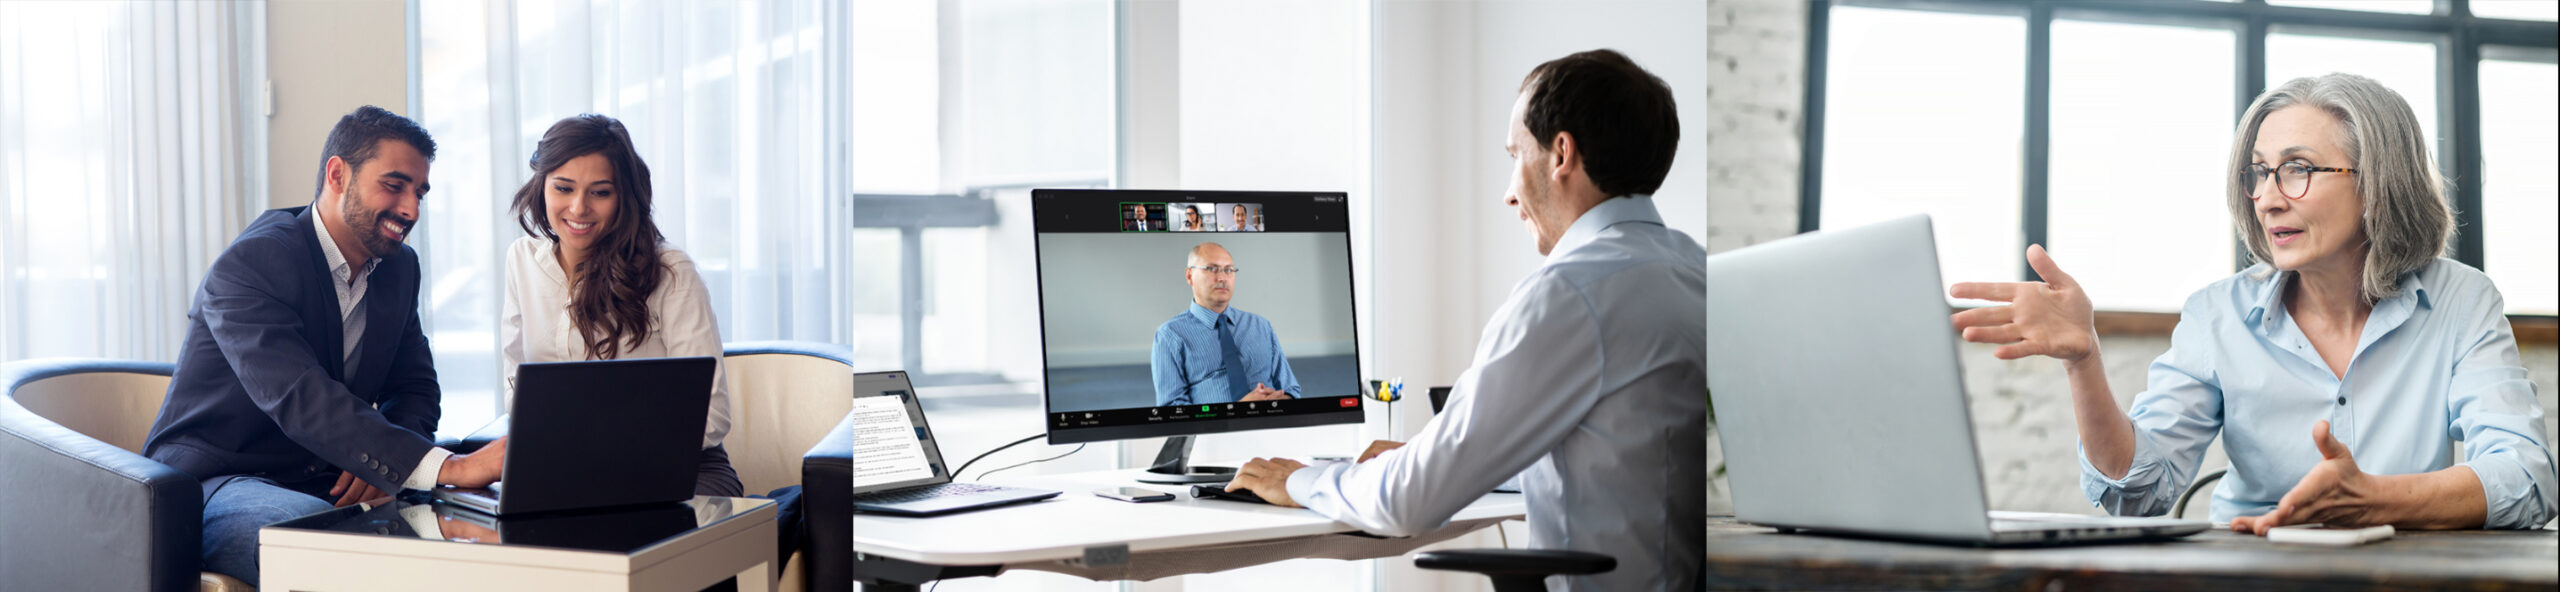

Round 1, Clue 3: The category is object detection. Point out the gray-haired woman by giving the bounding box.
[1949,73,2555,532]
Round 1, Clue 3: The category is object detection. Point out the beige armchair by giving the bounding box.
[1,358,254,592]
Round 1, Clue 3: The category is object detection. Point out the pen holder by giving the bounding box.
[1366,378,1404,440]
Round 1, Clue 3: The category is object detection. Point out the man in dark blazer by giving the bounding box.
[141,106,507,586]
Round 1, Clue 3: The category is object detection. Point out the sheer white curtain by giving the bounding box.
[0,1,268,362]
[417,0,849,436]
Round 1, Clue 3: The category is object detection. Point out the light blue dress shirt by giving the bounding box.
[2083,258,2556,529]
[1151,303,1301,406]
[1283,196,1704,591]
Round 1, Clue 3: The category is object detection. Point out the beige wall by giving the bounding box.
[265,0,411,210]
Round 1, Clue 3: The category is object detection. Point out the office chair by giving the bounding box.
[2173,468,2229,521]
[1413,547,1617,592]
[2,358,253,592]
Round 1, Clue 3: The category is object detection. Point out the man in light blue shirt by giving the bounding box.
[1223,49,1699,591]
[1151,242,1300,406]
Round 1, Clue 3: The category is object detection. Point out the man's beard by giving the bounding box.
[340,187,409,257]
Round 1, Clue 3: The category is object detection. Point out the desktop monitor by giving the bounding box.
[1030,189,1364,483]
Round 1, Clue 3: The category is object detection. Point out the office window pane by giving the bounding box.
[1823,7,2024,295]
[2049,20,2236,312]
[2481,58,2559,316]
[2472,0,2560,21]
[2268,33,2439,161]
[2269,0,2435,15]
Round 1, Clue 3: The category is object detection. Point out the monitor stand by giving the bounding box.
[1135,435,1236,484]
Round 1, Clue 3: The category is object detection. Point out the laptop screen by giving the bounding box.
[851,372,949,495]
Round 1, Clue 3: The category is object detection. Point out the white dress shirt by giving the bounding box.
[314,211,453,491]
[1283,196,1705,591]
[501,236,733,449]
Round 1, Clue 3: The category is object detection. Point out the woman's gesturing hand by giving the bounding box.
[1949,244,2098,362]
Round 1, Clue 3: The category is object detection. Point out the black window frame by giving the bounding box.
[1802,0,2560,316]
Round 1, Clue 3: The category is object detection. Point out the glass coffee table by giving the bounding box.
[260,494,777,592]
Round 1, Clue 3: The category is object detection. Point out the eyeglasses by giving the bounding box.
[2241,162,2356,200]
[1187,265,1241,276]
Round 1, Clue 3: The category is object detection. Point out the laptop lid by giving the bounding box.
[498,357,716,515]
[851,371,953,495]
[1704,214,1997,542]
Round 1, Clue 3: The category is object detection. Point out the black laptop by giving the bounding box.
[851,371,1060,516]
[437,357,715,516]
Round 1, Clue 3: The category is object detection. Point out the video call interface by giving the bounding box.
[1035,191,1364,434]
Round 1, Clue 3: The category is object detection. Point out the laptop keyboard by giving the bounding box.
[854,482,1007,505]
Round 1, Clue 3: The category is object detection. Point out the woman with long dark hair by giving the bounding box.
[499,114,741,496]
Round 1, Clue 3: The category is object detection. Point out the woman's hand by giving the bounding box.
[1949,244,2099,363]
[2232,420,2379,534]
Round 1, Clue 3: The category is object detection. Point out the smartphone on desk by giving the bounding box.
[1094,487,1176,503]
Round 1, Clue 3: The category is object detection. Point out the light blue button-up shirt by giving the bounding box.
[2083,258,2556,529]
[1284,196,1704,591]
[1150,303,1301,406]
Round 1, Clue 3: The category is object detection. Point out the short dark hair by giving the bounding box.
[313,105,438,197]
[1519,49,1680,197]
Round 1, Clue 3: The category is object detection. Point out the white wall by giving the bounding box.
[265,0,413,210]
[1036,232,1359,367]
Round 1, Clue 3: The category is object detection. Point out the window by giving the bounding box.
[2266,32,2438,162]
[2480,54,2558,316]
[2047,19,2235,312]
[1,2,265,362]
[1819,7,2023,301]
[1805,0,2560,316]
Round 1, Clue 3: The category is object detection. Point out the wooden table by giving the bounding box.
[1707,515,2558,591]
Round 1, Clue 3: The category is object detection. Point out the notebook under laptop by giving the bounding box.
[1705,214,2210,546]
[436,357,715,516]
[851,371,1060,517]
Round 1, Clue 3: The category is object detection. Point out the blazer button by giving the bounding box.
[359,453,370,463]
[2337,396,2346,405]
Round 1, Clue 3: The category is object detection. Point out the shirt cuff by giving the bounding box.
[2466,452,2556,529]
[404,447,455,491]
[2077,437,2173,517]
[1284,462,1339,509]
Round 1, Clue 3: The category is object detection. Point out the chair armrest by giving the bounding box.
[440,414,509,455]
[1413,548,1617,577]
[801,411,855,592]
[1,367,202,592]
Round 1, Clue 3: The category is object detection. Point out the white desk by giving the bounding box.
[854,467,1530,589]
[260,496,777,592]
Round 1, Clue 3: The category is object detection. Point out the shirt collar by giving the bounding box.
[2243,262,2433,337]
[1548,195,1662,260]
[1187,302,1233,327]
[310,207,374,285]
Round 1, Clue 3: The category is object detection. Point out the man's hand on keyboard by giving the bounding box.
[1227,457,1307,508]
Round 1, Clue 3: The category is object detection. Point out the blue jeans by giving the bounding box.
[200,476,334,587]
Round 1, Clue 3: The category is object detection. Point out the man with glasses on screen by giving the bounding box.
[1152,242,1301,407]
[1222,49,1700,590]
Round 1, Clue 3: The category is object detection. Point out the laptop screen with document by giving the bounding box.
[852,371,950,495]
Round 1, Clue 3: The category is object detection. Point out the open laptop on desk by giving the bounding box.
[852,371,1061,516]
[1705,214,2210,546]
[437,357,715,516]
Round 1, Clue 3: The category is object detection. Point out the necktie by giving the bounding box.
[1217,314,1248,401]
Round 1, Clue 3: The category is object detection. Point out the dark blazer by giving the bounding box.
[141,206,442,498]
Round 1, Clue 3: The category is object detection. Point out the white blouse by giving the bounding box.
[501,236,732,449]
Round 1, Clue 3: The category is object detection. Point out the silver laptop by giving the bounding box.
[1705,214,2209,545]
[850,371,1061,516]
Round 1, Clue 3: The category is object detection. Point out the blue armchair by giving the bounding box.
[1,358,247,592]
